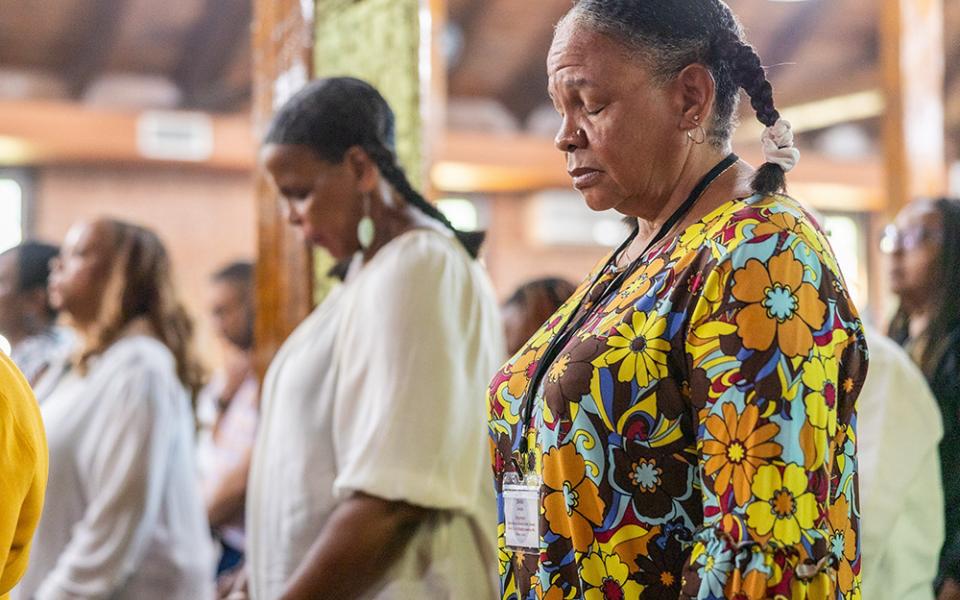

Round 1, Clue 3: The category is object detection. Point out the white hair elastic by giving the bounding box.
[761,118,800,172]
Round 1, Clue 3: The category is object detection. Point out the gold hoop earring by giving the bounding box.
[686,125,707,145]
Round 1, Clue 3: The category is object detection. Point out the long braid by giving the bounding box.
[364,143,484,258]
[713,29,786,195]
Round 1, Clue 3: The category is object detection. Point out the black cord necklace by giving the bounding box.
[516,152,740,459]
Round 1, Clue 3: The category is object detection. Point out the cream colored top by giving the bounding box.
[247,229,503,600]
[858,327,944,600]
[14,335,214,600]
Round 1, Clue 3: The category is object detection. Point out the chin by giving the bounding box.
[578,189,618,213]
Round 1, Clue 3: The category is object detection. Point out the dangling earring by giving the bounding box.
[686,115,707,145]
[357,192,375,250]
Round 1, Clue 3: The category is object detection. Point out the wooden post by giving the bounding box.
[251,0,315,378]
[880,0,947,215]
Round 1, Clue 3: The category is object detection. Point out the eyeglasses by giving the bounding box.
[879,224,943,254]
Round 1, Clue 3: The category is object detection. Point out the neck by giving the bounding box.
[902,296,934,337]
[620,146,749,263]
[632,147,733,238]
[360,187,432,263]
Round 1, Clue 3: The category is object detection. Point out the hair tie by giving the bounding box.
[761,118,800,172]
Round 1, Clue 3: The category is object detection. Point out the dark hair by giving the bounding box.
[212,261,254,288]
[264,77,485,258]
[889,197,960,378]
[506,277,577,310]
[1,241,60,320]
[566,0,787,195]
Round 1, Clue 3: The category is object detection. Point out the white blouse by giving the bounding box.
[14,334,215,600]
[247,229,504,600]
[858,327,944,600]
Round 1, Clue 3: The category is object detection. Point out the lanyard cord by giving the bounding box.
[516,153,740,458]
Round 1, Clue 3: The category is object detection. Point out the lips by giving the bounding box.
[568,167,603,190]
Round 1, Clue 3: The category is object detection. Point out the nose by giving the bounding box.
[554,118,585,153]
[282,200,301,226]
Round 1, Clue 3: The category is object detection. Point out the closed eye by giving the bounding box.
[586,105,606,116]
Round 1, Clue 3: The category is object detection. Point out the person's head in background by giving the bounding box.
[503,277,577,356]
[260,76,483,263]
[209,261,255,353]
[885,197,960,375]
[0,241,60,346]
[48,218,203,393]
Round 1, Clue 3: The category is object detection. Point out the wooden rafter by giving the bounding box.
[61,0,131,99]
[173,0,252,110]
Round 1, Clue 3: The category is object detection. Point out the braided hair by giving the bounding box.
[264,77,484,258]
[567,0,787,195]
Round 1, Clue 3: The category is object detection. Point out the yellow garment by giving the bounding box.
[0,351,47,599]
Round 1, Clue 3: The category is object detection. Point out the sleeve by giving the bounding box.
[0,365,47,596]
[35,361,174,600]
[680,233,867,599]
[331,234,490,512]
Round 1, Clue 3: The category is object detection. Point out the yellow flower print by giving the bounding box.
[827,495,857,591]
[732,251,827,358]
[702,403,783,506]
[801,355,840,436]
[789,570,835,600]
[507,349,538,399]
[745,464,818,545]
[594,311,671,386]
[605,258,664,314]
[542,444,605,553]
[581,550,643,600]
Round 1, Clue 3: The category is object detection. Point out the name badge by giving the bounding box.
[503,473,540,551]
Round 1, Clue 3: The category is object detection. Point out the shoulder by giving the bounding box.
[690,193,841,278]
[356,229,486,299]
[0,352,45,459]
[97,335,177,382]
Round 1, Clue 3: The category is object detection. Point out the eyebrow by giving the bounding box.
[547,75,597,101]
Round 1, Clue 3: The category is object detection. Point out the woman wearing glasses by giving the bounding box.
[884,197,960,599]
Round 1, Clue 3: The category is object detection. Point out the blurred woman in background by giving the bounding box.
[502,277,576,356]
[886,197,960,599]
[15,218,214,600]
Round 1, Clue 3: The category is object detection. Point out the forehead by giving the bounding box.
[547,18,648,91]
[895,201,940,228]
[65,221,114,255]
[262,144,327,178]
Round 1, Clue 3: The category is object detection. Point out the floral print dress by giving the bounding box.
[488,194,868,600]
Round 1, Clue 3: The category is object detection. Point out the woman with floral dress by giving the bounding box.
[487,2,868,599]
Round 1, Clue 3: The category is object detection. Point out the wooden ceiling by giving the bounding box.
[0,0,251,112]
[447,0,958,145]
[0,0,955,142]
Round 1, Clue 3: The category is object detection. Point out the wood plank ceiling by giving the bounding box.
[447,0,957,151]
[0,0,251,112]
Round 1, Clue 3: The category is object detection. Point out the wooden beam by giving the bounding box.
[434,130,885,211]
[0,99,254,170]
[880,0,947,217]
[62,0,130,99]
[251,0,315,379]
[174,0,253,110]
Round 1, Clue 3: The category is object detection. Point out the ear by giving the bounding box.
[672,63,717,131]
[343,145,380,194]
